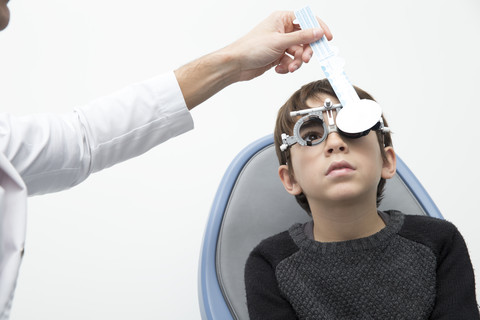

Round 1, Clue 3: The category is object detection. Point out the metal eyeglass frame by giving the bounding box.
[280,99,389,152]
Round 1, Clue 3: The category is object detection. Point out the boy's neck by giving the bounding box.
[310,200,386,243]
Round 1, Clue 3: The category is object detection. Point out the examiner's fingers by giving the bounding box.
[316,17,333,40]
[285,45,306,72]
[286,44,313,64]
[279,27,324,50]
[275,54,294,74]
[302,45,313,63]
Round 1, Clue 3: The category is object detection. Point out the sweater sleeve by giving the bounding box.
[398,215,479,319]
[244,232,299,320]
[429,226,480,319]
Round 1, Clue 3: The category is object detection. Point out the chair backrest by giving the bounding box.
[198,135,443,320]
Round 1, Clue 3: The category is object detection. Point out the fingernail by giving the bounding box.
[290,65,298,72]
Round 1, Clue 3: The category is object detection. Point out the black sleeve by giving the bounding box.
[244,232,299,320]
[399,215,479,319]
[429,227,480,319]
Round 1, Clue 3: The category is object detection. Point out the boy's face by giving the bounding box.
[278,95,396,208]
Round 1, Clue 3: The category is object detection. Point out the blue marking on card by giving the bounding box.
[295,6,360,108]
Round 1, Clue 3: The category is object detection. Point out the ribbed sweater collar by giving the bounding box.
[289,210,404,254]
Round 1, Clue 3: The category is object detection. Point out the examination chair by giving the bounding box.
[198,135,443,320]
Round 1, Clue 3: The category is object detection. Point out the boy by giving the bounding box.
[245,79,479,319]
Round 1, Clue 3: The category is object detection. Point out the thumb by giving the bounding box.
[279,28,324,48]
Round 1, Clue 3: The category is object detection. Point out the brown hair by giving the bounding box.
[274,79,393,215]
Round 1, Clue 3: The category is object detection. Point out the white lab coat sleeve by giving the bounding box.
[0,71,194,195]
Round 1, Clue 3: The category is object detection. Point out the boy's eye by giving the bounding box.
[299,118,325,144]
[302,131,323,142]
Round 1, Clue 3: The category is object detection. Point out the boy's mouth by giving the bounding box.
[325,160,355,176]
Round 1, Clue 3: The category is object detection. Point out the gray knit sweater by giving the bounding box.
[245,210,479,319]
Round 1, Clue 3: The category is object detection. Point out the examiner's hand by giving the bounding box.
[224,11,332,81]
[175,10,332,109]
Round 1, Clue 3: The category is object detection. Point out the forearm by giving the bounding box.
[174,50,241,110]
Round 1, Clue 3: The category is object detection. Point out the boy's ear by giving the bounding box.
[381,146,396,179]
[278,165,303,195]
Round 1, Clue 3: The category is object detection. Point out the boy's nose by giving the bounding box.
[324,132,347,154]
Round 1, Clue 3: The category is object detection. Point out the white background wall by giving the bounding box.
[1,0,479,319]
